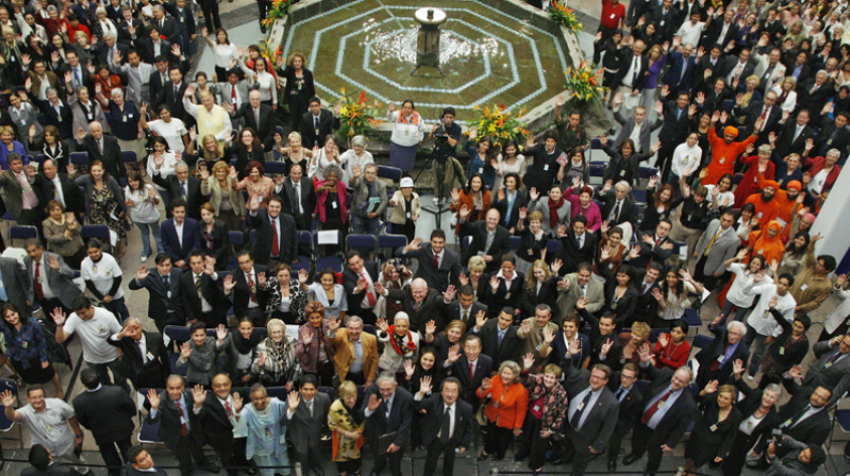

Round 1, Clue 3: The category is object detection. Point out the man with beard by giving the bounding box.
[756,177,803,238]
[744,181,781,229]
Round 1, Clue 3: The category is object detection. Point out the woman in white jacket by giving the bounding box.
[821,273,850,341]
[771,77,799,113]
[669,132,703,186]
[387,101,426,172]
[146,136,180,208]
[375,312,419,377]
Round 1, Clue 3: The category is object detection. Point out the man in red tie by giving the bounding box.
[343,250,381,324]
[194,374,252,476]
[621,345,697,474]
[145,376,212,476]
[442,335,493,412]
[24,238,82,323]
[247,195,298,268]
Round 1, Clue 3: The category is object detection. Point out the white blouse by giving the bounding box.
[494,153,527,190]
[213,43,239,70]
[339,149,374,184]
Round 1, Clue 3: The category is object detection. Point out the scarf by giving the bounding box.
[548,196,565,228]
[234,330,263,355]
[388,325,416,355]
[397,111,421,125]
[263,336,292,380]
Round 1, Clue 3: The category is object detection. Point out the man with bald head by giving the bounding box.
[107,317,170,389]
[151,161,205,219]
[193,374,250,476]
[375,277,457,333]
[76,121,125,179]
[459,207,510,274]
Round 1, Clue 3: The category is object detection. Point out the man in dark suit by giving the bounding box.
[693,45,730,93]
[361,372,414,476]
[281,374,331,475]
[21,445,84,476]
[154,65,190,122]
[812,111,850,158]
[125,447,168,476]
[231,89,277,152]
[695,318,751,387]
[76,122,126,179]
[655,90,695,180]
[398,229,462,294]
[145,375,211,476]
[774,384,833,446]
[554,215,598,276]
[724,48,757,89]
[32,159,83,215]
[442,335,493,411]
[97,34,130,69]
[107,317,170,389]
[376,278,454,333]
[246,195,297,267]
[23,239,82,318]
[459,208,510,274]
[626,219,675,269]
[632,263,664,325]
[413,377,473,476]
[610,40,650,106]
[279,163,316,231]
[732,90,783,139]
[224,251,269,327]
[784,334,850,406]
[116,6,147,48]
[648,0,680,41]
[661,43,697,96]
[555,358,619,474]
[159,197,200,271]
[774,109,816,159]
[796,73,832,116]
[128,253,185,332]
[152,163,204,220]
[148,57,171,108]
[446,285,487,329]
[179,251,228,328]
[523,134,562,195]
[700,77,734,113]
[577,308,623,368]
[72,369,136,476]
[150,4,180,45]
[343,251,380,325]
[299,96,341,148]
[597,182,637,229]
[705,10,738,53]
[194,374,250,476]
[0,255,31,313]
[623,349,697,475]
[471,307,522,367]
[785,50,812,84]
[606,363,644,471]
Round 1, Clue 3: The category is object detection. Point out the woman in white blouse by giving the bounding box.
[201,27,238,82]
[240,54,278,109]
[140,103,189,153]
[145,136,179,209]
[339,135,374,185]
[387,100,426,172]
[307,135,341,181]
[493,140,526,191]
[93,7,118,44]
[771,76,798,113]
[299,267,348,322]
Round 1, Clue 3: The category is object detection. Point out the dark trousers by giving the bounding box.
[243,306,267,328]
[198,0,221,31]
[171,432,208,476]
[517,416,550,470]
[87,359,131,393]
[198,309,227,328]
[370,442,404,476]
[423,439,456,476]
[693,255,717,291]
[563,433,596,475]
[40,297,72,335]
[483,421,513,458]
[655,142,678,183]
[257,0,271,26]
[292,445,323,474]
[99,437,132,476]
[631,423,664,473]
[103,297,130,323]
[607,420,632,463]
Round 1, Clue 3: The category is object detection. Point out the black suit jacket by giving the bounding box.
[658,99,693,144]
[145,390,203,448]
[446,300,488,329]
[640,365,697,448]
[774,119,815,159]
[281,177,317,224]
[151,173,205,220]
[447,353,493,406]
[72,384,136,445]
[631,272,661,325]
[491,192,528,231]
[705,21,738,53]
[480,271,524,318]
[97,42,130,67]
[607,373,644,430]
[107,331,170,389]
[360,386,413,448]
[197,393,237,448]
[155,80,189,121]
[299,109,340,148]
[117,18,148,48]
[598,191,636,229]
[414,393,473,449]
[611,50,650,91]
[230,265,270,313]
[36,99,74,140]
[151,16,180,45]
[79,134,126,179]
[149,69,171,106]
[246,210,298,266]
[459,220,511,274]
[179,270,229,324]
[732,101,782,137]
[812,119,850,156]
[628,232,673,269]
[384,287,449,333]
[400,243,462,294]
[796,79,832,115]
[561,362,620,450]
[555,230,597,276]
[695,323,751,386]
[233,103,277,151]
[475,319,522,367]
[280,392,331,454]
[776,385,832,446]
[128,268,184,322]
[33,172,83,214]
[342,261,379,320]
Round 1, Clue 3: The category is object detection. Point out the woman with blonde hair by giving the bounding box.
[684,382,742,475]
[276,52,315,133]
[252,318,301,388]
[518,259,560,319]
[276,131,313,176]
[328,380,366,476]
[459,255,487,299]
[476,360,528,461]
[200,159,247,230]
[515,209,548,275]
[771,76,798,113]
[618,321,651,367]
[42,200,85,268]
[734,75,761,113]
[190,133,227,167]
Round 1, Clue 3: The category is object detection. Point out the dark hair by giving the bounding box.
[126,169,144,189]
[786,232,810,257]
[441,376,461,392]
[126,446,146,465]
[718,173,734,186]
[663,265,685,296]
[188,249,205,262]
[619,138,636,154]
[154,55,168,64]
[653,185,675,209]
[1,303,26,329]
[795,314,812,330]
[463,334,482,347]
[670,319,689,335]
[243,160,265,177]
[577,262,593,274]
[503,172,521,189]
[28,444,50,469]
[573,214,588,226]
[154,252,172,265]
[459,285,474,296]
[659,218,673,229]
[591,363,612,379]
[500,306,514,316]
[308,96,321,106]
[740,202,757,217]
[465,172,485,194]
[817,254,837,272]
[346,250,362,263]
[442,107,455,117]
[402,100,415,109]
[169,196,187,212]
[300,373,318,389]
[86,238,103,250]
[72,295,92,312]
[319,266,336,282]
[189,321,206,334]
[430,229,446,241]
[616,264,634,284]
[778,272,795,287]
[267,195,283,208]
[151,136,169,152]
[80,368,100,390]
[501,253,516,266]
[807,445,827,467]
[239,127,263,151]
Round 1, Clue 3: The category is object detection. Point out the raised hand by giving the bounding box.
[404,359,416,379]
[659,333,670,348]
[47,255,60,270]
[180,342,192,360]
[300,327,312,346]
[257,351,266,368]
[459,204,470,219]
[147,389,161,410]
[637,341,652,363]
[521,319,532,335]
[442,284,457,302]
[601,338,614,356]
[576,296,589,310]
[704,379,719,394]
[0,390,15,408]
[298,269,309,285]
[457,272,468,286]
[257,271,266,288]
[425,320,437,336]
[216,324,228,341]
[192,384,207,406]
[529,187,540,201]
[287,390,301,410]
[223,274,235,293]
[136,264,150,281]
[419,376,433,395]
[367,393,382,411]
[544,325,556,346]
[447,345,461,363]
[481,377,492,390]
[475,310,488,329]
[651,287,664,302]
[732,358,745,377]
[328,315,341,334]
[489,275,500,291]
[376,317,389,333]
[711,313,725,327]
[50,308,66,326]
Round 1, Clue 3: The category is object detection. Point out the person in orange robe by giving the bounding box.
[746,220,786,265]
[756,175,803,238]
[703,112,763,186]
[744,180,781,229]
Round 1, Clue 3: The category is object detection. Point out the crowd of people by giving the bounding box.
[0,0,847,476]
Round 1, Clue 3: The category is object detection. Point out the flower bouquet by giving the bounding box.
[548,3,583,32]
[262,0,291,29]
[466,103,531,149]
[337,88,384,139]
[564,61,605,109]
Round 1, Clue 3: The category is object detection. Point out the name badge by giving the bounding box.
[332,201,338,209]
[22,341,27,349]
[660,20,665,25]
[207,122,213,128]
[610,13,616,18]
[92,266,98,274]
[657,401,666,410]
[720,158,725,164]
[87,113,93,120]
[9,56,14,62]
[620,169,625,176]
[57,116,62,122]
[577,401,585,411]
[505,292,511,300]
[129,114,133,118]
[478,167,483,174]
[779,346,785,355]
[543,164,549,171]
[123,115,128,122]
[710,424,718,432]
[406,212,411,219]
[147,352,155,361]
[800,284,808,291]
[717,354,725,363]
[533,405,540,412]
[754,176,758,182]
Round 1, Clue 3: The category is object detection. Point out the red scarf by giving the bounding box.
[548,197,565,228]
[388,325,416,355]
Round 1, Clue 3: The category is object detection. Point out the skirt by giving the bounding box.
[11,357,56,385]
[390,142,417,172]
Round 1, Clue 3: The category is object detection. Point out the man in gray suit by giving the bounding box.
[23,239,82,319]
[786,334,850,406]
[555,263,604,324]
[0,256,31,313]
[217,70,254,111]
[692,211,740,290]
[281,374,330,476]
[0,153,42,226]
[611,95,663,154]
[555,356,619,474]
[349,163,387,239]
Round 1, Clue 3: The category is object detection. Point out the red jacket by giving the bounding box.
[802,155,841,196]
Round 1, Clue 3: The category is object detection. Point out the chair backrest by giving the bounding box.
[318,386,334,401]
[546,239,562,256]
[69,152,89,165]
[313,230,341,246]
[229,231,244,247]
[265,161,287,176]
[590,138,602,150]
[164,325,193,343]
[9,225,38,241]
[379,234,407,250]
[693,334,714,349]
[377,165,402,184]
[265,386,292,400]
[81,225,111,240]
[346,234,377,252]
[509,236,521,250]
[638,167,658,179]
[122,151,137,163]
[33,155,45,166]
[0,378,17,431]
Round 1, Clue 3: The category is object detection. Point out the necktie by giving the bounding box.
[195,275,202,299]
[225,401,233,418]
[680,60,687,80]
[248,273,257,303]
[611,200,621,221]
[271,218,279,257]
[811,84,818,94]
[306,400,313,417]
[641,282,648,294]
[434,254,439,270]
[314,116,319,132]
[571,390,594,429]
[231,86,237,105]
[362,272,376,306]
[295,183,303,214]
[581,284,587,297]
[760,107,769,131]
[783,405,811,429]
[469,363,474,381]
[498,329,505,346]
[615,387,624,400]
[710,343,730,371]
[632,56,639,84]
[33,262,44,301]
[828,351,842,365]
[163,275,171,298]
[176,401,189,437]
[255,109,260,129]
[705,229,722,256]
[441,406,452,444]
[462,309,468,323]
[181,182,187,196]
[74,68,80,86]
[97,140,103,154]
[642,389,673,424]
[174,84,178,97]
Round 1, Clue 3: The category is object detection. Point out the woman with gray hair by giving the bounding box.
[315,163,348,253]
[339,135,374,184]
[95,86,147,168]
[91,7,118,42]
[721,359,783,476]
[375,312,419,377]
[68,85,107,136]
[252,317,301,388]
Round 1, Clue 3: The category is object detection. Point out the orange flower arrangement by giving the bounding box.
[467,103,530,149]
[548,3,583,31]
[338,88,383,137]
[261,0,290,28]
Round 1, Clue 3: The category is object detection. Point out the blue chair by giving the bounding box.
[36,114,46,126]
[649,328,669,343]
[229,231,245,248]
[0,378,22,447]
[633,189,647,203]
[318,387,334,402]
[509,236,521,250]
[378,234,407,260]
[638,167,658,179]
[275,126,284,139]
[70,152,89,166]
[291,230,313,273]
[1,211,14,222]
[721,99,734,111]
[314,230,343,271]
[734,173,744,185]
[82,225,111,242]
[363,324,375,335]
[683,308,702,329]
[9,225,38,242]
[164,325,193,344]
[169,353,187,375]
[265,386,292,400]
[137,388,164,444]
[346,234,377,253]
[377,165,402,185]
[462,235,472,251]
[546,239,562,256]
[693,334,714,349]
[265,161,287,175]
[122,151,137,163]
[32,154,45,165]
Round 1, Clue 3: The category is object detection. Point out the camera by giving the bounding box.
[771,429,785,448]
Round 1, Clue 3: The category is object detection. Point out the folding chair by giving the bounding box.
[0,378,22,447]
[137,388,164,444]
[265,386,292,400]
[693,334,714,349]
[546,239,562,257]
[313,230,343,272]
[122,151,137,163]
[70,152,89,166]
[9,225,38,244]
[265,161,287,176]
[509,236,521,251]
[82,225,112,252]
[292,231,313,273]
[378,234,407,261]
[346,234,377,254]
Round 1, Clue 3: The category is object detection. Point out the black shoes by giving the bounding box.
[608,460,617,471]
[622,454,640,465]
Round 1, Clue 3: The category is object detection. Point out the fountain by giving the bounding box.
[411,7,447,77]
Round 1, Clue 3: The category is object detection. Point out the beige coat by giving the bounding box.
[388,190,421,224]
[200,176,247,217]
[42,217,84,257]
